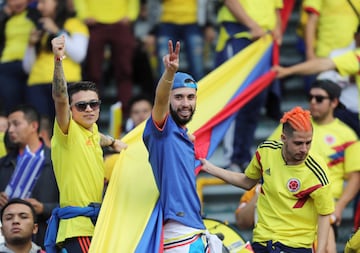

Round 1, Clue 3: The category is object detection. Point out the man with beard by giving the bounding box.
[143,40,222,252]
[267,79,360,252]
[0,198,45,253]
[200,106,334,253]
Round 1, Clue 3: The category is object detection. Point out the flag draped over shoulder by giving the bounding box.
[89,35,275,253]
[89,2,295,251]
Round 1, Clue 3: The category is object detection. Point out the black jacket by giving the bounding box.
[0,142,59,249]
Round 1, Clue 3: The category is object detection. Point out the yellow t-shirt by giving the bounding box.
[217,0,283,30]
[332,49,360,117]
[51,118,104,243]
[0,132,6,158]
[74,0,139,23]
[296,4,309,39]
[345,229,360,253]
[160,0,197,24]
[27,18,89,85]
[304,0,360,57]
[332,48,360,77]
[245,140,334,248]
[269,119,360,199]
[1,11,35,63]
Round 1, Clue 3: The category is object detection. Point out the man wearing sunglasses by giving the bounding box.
[268,79,360,253]
[45,35,127,253]
[273,50,360,138]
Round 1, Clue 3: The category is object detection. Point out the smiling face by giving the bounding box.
[169,87,197,126]
[70,90,100,130]
[1,203,38,246]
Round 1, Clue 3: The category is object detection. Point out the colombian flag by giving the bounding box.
[89,2,295,251]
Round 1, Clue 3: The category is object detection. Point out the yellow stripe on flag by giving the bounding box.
[89,35,272,252]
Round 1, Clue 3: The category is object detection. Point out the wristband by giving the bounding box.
[108,136,116,147]
[55,55,66,62]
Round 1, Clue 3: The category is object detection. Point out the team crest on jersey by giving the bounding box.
[287,178,300,192]
[324,134,335,145]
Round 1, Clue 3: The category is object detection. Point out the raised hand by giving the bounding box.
[51,35,66,60]
[163,40,180,73]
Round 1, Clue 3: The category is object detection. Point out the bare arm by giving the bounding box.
[316,214,331,253]
[99,133,128,152]
[51,35,71,134]
[152,40,180,126]
[304,12,318,60]
[224,0,265,39]
[235,190,258,229]
[200,158,258,190]
[335,171,360,225]
[273,58,336,78]
[272,9,282,45]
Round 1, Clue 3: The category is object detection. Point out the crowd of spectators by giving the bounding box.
[0,0,359,252]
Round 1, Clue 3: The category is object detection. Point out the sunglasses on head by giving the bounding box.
[307,94,330,103]
[73,100,101,112]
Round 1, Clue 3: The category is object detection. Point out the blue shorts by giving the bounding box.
[252,241,312,253]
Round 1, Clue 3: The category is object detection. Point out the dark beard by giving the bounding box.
[170,106,194,126]
[7,235,32,246]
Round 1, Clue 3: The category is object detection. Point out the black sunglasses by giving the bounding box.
[73,100,101,112]
[307,94,330,103]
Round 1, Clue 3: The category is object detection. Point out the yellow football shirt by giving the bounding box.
[27,18,89,85]
[51,118,104,243]
[217,0,283,30]
[160,0,197,24]
[304,0,360,57]
[245,140,334,248]
[1,11,34,63]
[269,119,360,200]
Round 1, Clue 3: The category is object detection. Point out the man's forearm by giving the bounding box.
[52,60,68,101]
[316,214,331,253]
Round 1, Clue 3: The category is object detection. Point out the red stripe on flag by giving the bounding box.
[194,70,276,174]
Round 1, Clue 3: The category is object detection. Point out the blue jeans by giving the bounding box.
[0,61,27,114]
[157,23,204,81]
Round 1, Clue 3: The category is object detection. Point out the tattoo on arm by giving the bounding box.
[52,61,68,98]
[99,134,111,147]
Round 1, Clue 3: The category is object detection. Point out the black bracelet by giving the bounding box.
[108,136,115,147]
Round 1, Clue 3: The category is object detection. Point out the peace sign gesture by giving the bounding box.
[163,40,180,74]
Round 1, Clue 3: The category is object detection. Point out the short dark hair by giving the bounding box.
[8,104,40,133]
[311,79,341,100]
[67,81,99,104]
[128,94,153,111]
[0,198,37,223]
[282,121,295,137]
